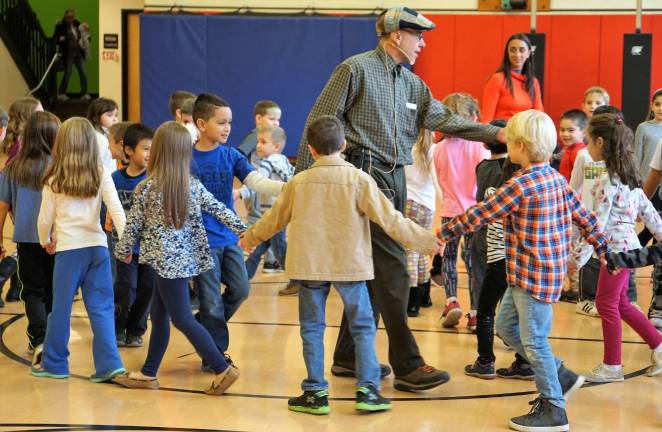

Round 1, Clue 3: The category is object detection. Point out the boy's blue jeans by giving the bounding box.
[296,280,380,391]
[194,245,250,354]
[245,229,287,280]
[42,247,123,376]
[496,286,565,409]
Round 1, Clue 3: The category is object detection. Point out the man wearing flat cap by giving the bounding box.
[295,6,505,392]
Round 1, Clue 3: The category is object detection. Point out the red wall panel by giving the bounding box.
[415,13,661,131]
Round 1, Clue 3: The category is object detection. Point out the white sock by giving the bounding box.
[470,309,477,318]
[446,296,457,305]
[603,363,622,371]
[654,342,662,353]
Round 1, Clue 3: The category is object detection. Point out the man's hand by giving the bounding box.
[495,128,507,144]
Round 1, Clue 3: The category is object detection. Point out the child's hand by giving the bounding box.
[43,234,57,255]
[121,253,133,264]
[600,253,622,275]
[238,234,253,253]
[434,240,446,256]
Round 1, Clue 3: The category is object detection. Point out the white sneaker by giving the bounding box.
[646,351,662,377]
[57,93,69,101]
[585,363,624,382]
[576,300,600,317]
[80,93,92,100]
[649,311,662,330]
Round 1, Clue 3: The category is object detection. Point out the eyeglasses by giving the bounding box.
[401,29,424,42]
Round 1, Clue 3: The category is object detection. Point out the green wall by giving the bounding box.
[29,0,99,94]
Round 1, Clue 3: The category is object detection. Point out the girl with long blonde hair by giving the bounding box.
[113,121,246,395]
[0,111,59,362]
[33,117,126,382]
[405,129,442,316]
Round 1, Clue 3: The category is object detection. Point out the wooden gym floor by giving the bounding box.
[1,264,662,431]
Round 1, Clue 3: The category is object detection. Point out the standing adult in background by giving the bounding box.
[295,6,504,392]
[54,9,90,101]
[480,33,543,124]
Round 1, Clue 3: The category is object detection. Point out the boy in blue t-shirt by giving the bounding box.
[191,93,283,369]
[112,123,156,348]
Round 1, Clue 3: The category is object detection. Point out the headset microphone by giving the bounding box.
[387,41,414,65]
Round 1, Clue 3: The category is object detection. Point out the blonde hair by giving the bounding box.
[413,129,435,179]
[442,93,480,121]
[257,125,286,148]
[584,86,610,104]
[148,121,192,229]
[505,109,556,162]
[3,97,41,155]
[43,117,100,198]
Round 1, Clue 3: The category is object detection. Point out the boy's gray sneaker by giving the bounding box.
[509,398,569,432]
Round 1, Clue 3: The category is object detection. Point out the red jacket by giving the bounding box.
[559,143,586,183]
[480,71,543,123]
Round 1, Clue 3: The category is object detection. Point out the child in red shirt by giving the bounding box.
[558,109,588,183]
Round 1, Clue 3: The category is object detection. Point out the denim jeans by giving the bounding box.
[194,245,249,353]
[495,286,564,409]
[245,229,287,280]
[298,280,379,391]
[59,52,88,94]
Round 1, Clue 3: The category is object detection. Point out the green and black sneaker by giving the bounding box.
[288,390,330,415]
[355,385,392,412]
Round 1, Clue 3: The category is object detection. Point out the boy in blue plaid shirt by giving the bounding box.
[438,110,610,432]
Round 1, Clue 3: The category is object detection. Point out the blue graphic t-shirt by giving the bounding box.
[111,168,147,254]
[191,145,253,247]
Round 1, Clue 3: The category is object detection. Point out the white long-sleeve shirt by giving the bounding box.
[96,131,116,175]
[38,169,126,252]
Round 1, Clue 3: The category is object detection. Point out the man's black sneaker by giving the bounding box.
[288,390,330,415]
[393,364,450,392]
[125,334,143,347]
[330,362,391,379]
[464,358,496,379]
[508,398,569,432]
[497,360,535,381]
[557,364,585,400]
[355,384,392,412]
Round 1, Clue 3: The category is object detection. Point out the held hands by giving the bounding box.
[238,234,253,253]
[600,252,622,275]
[43,234,57,255]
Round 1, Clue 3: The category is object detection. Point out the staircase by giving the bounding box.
[0,0,58,109]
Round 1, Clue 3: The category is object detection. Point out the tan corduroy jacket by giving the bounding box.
[242,155,438,282]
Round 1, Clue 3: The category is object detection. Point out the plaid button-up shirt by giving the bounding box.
[438,163,610,303]
[295,45,500,172]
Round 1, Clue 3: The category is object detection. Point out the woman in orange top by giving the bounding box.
[480,33,543,123]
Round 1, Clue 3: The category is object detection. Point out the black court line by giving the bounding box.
[0,423,240,431]
[1,314,650,403]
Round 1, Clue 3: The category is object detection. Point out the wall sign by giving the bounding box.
[104,33,119,49]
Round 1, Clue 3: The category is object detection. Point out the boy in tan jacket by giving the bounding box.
[240,115,440,415]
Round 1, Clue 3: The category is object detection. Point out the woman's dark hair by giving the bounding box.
[497,33,536,101]
[587,113,641,190]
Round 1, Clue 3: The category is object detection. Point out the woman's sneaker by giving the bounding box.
[576,299,600,317]
[496,361,535,380]
[464,359,495,380]
[355,385,392,412]
[585,363,624,383]
[288,390,330,415]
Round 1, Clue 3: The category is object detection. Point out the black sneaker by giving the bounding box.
[330,362,392,379]
[559,290,579,303]
[497,360,535,381]
[355,384,392,412]
[288,390,330,415]
[125,334,143,347]
[464,358,495,380]
[393,364,450,392]
[557,364,585,401]
[116,332,126,347]
[508,398,569,432]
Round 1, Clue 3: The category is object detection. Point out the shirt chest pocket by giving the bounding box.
[401,102,418,137]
